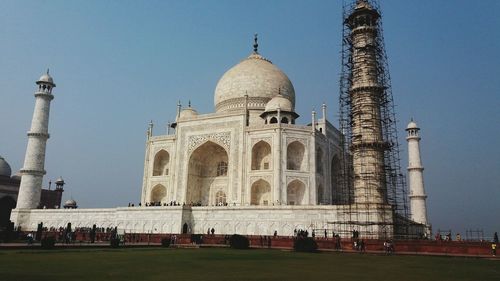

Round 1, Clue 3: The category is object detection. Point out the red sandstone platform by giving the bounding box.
[1,233,498,260]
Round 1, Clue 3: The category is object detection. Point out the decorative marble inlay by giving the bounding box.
[188,132,231,153]
[251,137,272,147]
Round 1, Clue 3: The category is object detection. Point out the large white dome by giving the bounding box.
[214,53,295,113]
[0,155,12,177]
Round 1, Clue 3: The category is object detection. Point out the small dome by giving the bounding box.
[63,199,77,209]
[0,155,12,177]
[179,107,198,120]
[407,120,419,130]
[265,94,294,112]
[214,52,295,113]
[37,70,55,86]
[55,177,65,185]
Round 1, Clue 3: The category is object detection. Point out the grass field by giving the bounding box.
[0,248,498,281]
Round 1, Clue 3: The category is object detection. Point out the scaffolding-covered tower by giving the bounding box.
[337,0,410,239]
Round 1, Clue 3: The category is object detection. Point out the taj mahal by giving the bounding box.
[8,1,429,239]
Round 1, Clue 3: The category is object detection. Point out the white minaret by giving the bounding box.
[406,119,428,226]
[16,70,56,209]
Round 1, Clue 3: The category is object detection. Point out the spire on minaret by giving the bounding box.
[355,0,371,9]
[147,120,153,138]
[253,33,259,54]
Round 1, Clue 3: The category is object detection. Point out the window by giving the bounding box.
[263,162,269,169]
[217,161,228,176]
[215,191,226,206]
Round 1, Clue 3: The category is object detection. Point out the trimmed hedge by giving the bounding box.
[110,238,120,248]
[293,237,318,253]
[41,236,56,249]
[229,234,249,249]
[161,237,171,247]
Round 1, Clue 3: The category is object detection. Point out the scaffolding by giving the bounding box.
[335,0,411,239]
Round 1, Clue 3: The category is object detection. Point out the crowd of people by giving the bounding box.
[127,201,232,207]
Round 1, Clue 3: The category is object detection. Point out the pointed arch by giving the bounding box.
[287,141,305,171]
[317,184,324,204]
[186,141,229,205]
[331,154,342,204]
[250,179,271,205]
[316,147,324,175]
[150,184,167,203]
[251,141,272,170]
[153,150,170,176]
[287,180,305,205]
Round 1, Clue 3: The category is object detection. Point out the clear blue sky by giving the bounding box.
[1,0,499,237]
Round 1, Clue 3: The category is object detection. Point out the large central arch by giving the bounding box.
[186,141,228,205]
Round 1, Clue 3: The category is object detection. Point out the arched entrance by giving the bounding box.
[251,141,271,170]
[250,179,271,205]
[150,184,167,203]
[287,180,305,205]
[153,150,170,176]
[186,141,228,205]
[287,141,305,170]
[331,155,342,204]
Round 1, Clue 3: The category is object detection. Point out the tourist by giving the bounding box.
[211,228,215,235]
[494,232,499,244]
[324,229,327,239]
[27,233,33,245]
[335,235,341,250]
[492,243,497,256]
[274,230,277,238]
[456,233,461,241]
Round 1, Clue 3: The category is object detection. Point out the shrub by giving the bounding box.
[229,234,249,249]
[41,236,56,249]
[110,238,120,248]
[161,237,171,247]
[293,237,318,253]
[190,234,203,244]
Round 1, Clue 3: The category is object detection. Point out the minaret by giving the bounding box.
[16,70,56,209]
[347,0,387,204]
[406,120,428,225]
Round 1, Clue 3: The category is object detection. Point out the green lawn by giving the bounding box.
[0,248,498,281]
